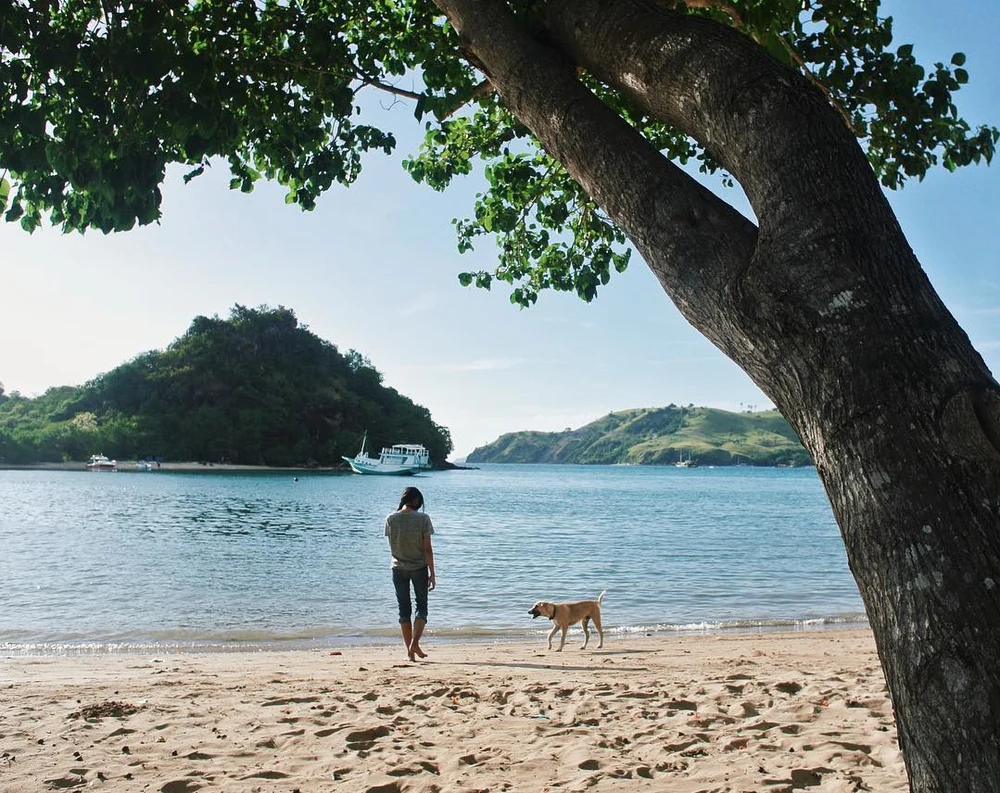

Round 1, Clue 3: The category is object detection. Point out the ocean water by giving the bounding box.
[0,464,867,653]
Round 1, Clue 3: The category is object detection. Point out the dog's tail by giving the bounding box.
[597,590,607,605]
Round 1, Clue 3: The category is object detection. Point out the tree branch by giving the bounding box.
[673,0,744,26]
[356,77,424,102]
[543,0,881,241]
[431,0,757,325]
[439,78,494,120]
[667,0,860,135]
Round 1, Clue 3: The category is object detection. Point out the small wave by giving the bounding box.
[612,614,869,636]
[0,614,870,656]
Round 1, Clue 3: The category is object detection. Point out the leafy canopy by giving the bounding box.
[1,0,996,305]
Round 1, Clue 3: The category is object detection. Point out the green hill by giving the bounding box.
[466,405,810,466]
[0,305,452,467]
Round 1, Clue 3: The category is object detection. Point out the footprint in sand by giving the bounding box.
[663,738,702,753]
[830,740,872,754]
[159,780,202,793]
[412,687,449,701]
[790,767,831,787]
[45,774,87,790]
[345,725,392,751]
[260,696,320,707]
[363,782,405,793]
[386,760,439,776]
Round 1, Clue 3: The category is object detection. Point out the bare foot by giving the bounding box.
[407,650,416,662]
[410,644,428,659]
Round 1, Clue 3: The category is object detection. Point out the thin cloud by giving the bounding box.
[646,356,725,366]
[430,358,529,372]
[396,292,438,317]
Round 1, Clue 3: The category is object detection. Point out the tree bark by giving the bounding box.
[433,1,1000,790]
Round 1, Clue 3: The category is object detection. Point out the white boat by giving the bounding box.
[342,432,431,475]
[135,460,155,471]
[86,454,117,471]
[674,454,698,468]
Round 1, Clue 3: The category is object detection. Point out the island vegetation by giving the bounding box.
[467,405,809,467]
[0,305,452,468]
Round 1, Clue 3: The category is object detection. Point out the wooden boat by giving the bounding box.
[342,433,430,475]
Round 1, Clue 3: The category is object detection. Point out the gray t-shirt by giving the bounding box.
[384,510,434,571]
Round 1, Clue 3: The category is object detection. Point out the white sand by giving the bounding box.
[0,629,906,792]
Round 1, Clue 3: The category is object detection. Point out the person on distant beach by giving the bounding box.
[385,486,436,661]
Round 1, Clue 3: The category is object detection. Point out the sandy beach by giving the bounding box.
[0,629,906,792]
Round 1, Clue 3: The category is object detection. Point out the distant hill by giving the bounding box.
[466,405,811,466]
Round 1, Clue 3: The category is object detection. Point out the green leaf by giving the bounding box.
[0,178,9,213]
[951,52,967,66]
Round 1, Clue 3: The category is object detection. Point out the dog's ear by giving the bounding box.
[542,602,556,618]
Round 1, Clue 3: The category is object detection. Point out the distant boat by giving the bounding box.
[135,460,155,471]
[674,454,698,468]
[342,432,431,476]
[86,454,117,472]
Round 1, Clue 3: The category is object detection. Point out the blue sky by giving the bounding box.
[1,1,997,459]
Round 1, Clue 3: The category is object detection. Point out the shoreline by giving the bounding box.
[2,618,872,657]
[0,460,477,473]
[0,628,907,791]
[0,460,348,473]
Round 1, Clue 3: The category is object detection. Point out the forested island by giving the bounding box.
[466,405,811,467]
[0,306,452,468]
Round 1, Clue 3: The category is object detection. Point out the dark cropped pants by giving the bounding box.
[392,566,429,624]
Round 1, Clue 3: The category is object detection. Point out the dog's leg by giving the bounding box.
[547,623,559,650]
[556,624,568,651]
[593,611,604,649]
[581,616,590,649]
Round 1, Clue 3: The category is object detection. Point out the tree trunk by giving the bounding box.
[433,1,1000,790]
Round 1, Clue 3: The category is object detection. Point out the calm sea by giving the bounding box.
[0,464,866,653]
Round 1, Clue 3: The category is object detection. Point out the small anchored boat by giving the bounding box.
[342,432,431,475]
[86,454,117,471]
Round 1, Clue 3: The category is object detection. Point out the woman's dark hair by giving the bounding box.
[398,486,424,511]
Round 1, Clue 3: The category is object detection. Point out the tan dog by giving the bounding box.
[528,590,606,651]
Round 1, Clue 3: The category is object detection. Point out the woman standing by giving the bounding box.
[384,486,436,661]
